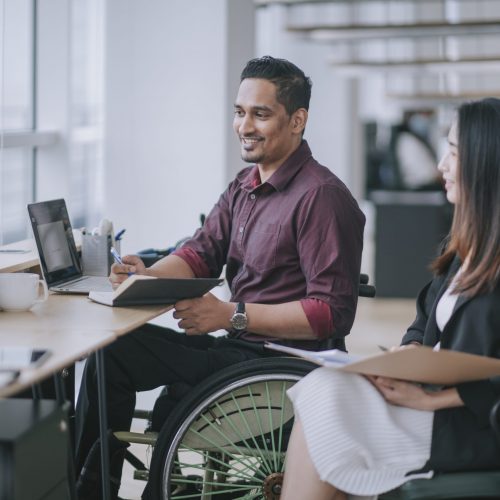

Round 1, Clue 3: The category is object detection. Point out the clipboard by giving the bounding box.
[88,275,223,307]
[265,343,500,385]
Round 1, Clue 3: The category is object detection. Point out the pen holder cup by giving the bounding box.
[81,234,114,277]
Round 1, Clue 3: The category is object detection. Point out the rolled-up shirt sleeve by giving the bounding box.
[172,247,211,278]
[300,298,333,339]
[297,184,365,336]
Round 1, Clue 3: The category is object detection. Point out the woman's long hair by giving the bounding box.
[433,98,500,296]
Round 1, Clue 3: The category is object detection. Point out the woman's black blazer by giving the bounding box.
[401,256,500,472]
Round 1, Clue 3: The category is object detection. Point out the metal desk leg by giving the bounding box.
[96,349,111,500]
[31,383,43,400]
[53,372,76,500]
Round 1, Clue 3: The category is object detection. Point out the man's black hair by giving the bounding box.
[240,55,312,115]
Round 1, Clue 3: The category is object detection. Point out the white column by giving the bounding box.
[35,0,71,202]
[104,0,255,254]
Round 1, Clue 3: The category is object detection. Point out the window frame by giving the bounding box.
[0,0,104,245]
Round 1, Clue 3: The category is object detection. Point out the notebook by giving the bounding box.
[27,199,112,294]
[89,275,224,306]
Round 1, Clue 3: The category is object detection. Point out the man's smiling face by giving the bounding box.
[233,78,303,174]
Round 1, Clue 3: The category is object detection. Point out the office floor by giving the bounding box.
[107,296,416,499]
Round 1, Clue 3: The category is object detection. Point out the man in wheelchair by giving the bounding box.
[75,55,365,499]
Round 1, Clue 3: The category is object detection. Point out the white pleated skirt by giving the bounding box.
[287,367,434,499]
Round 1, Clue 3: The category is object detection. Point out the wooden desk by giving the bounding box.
[0,238,40,273]
[0,237,172,498]
[0,292,170,499]
[0,292,169,336]
[0,328,114,399]
[0,293,171,396]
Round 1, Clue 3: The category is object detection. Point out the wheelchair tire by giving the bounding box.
[147,356,316,499]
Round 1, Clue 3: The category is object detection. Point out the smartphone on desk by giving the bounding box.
[0,347,51,371]
[0,369,20,387]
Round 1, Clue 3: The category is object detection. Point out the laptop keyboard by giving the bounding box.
[64,276,111,292]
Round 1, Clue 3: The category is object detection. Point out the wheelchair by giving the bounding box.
[116,357,317,499]
[143,356,316,499]
[112,274,375,499]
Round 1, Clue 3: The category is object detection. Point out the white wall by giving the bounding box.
[104,0,367,257]
[104,0,254,254]
[255,5,360,195]
[36,0,71,202]
[255,4,371,274]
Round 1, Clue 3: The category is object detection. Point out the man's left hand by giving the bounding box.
[173,293,232,335]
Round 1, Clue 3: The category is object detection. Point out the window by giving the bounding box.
[0,0,34,244]
[69,0,105,228]
[0,0,104,245]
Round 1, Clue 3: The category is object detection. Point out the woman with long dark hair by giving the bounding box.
[281,98,500,500]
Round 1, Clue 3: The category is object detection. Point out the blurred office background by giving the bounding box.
[1,0,499,296]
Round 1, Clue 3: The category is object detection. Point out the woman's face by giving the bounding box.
[438,121,459,204]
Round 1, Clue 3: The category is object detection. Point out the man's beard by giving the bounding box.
[241,149,264,164]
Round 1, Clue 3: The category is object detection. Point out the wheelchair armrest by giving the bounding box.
[359,283,376,298]
[359,273,376,298]
[489,397,500,444]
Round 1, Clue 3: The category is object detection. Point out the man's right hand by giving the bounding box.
[109,254,146,288]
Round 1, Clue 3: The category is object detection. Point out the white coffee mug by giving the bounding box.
[0,273,49,311]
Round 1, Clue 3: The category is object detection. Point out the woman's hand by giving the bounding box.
[387,342,421,352]
[367,376,464,411]
[367,376,433,410]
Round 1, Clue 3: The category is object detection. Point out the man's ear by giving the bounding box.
[291,108,308,134]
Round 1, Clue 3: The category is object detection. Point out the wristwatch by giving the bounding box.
[230,302,248,331]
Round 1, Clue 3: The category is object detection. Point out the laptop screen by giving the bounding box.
[28,199,83,286]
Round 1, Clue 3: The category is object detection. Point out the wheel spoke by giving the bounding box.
[212,398,276,482]
[185,426,266,480]
[213,400,256,453]
[277,380,287,471]
[171,481,260,499]
[172,476,257,489]
[238,493,262,500]
[195,410,267,480]
[228,391,274,476]
[265,381,278,472]
[247,384,274,474]
[175,456,262,484]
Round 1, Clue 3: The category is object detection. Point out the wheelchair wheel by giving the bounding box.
[147,357,316,499]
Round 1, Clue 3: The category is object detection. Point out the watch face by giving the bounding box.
[231,312,247,331]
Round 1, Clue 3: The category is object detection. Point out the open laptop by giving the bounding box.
[28,199,112,294]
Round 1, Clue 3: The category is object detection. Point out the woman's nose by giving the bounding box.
[437,152,448,173]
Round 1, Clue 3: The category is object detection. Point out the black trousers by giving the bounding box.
[74,324,272,479]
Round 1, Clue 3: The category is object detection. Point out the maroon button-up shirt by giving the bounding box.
[174,140,365,345]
